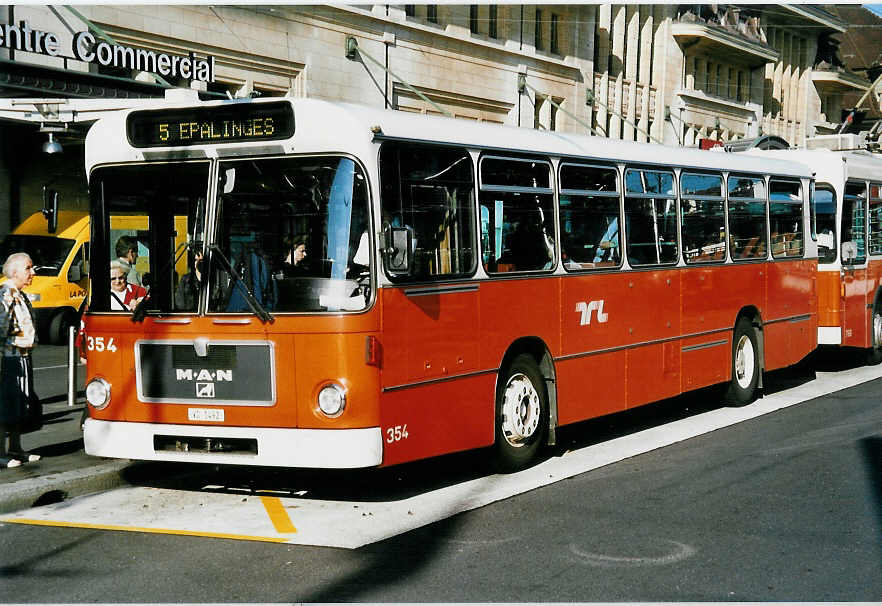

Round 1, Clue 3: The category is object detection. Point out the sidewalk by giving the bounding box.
[0,397,132,515]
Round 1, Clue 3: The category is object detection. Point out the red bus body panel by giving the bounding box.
[85,256,817,468]
[817,270,841,329]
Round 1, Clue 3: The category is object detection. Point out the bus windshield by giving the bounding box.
[90,162,209,313]
[89,156,371,315]
[0,234,75,276]
[212,156,370,313]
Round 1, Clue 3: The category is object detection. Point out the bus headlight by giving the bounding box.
[317,383,346,418]
[85,378,111,410]
[26,293,40,302]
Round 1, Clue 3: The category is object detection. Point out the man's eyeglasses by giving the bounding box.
[110,276,126,282]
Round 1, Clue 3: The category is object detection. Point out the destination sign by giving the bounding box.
[127,102,294,148]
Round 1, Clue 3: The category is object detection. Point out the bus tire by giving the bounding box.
[725,318,760,407]
[866,301,882,365]
[48,309,77,345]
[494,353,547,472]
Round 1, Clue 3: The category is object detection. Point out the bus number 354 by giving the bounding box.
[386,424,409,443]
[86,336,117,353]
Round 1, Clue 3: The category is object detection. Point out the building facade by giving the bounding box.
[0,4,875,232]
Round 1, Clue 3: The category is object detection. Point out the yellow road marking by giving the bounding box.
[1,518,289,543]
[260,496,297,534]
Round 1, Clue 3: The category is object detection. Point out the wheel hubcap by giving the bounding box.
[734,334,755,389]
[501,373,541,447]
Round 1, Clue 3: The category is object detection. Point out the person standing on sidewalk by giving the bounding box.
[0,252,41,468]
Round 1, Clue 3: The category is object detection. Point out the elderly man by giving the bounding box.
[115,235,142,286]
[0,252,42,468]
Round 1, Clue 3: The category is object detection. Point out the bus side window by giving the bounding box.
[769,178,804,258]
[681,172,725,264]
[728,175,767,260]
[868,183,882,256]
[624,168,678,266]
[379,143,476,280]
[479,156,555,274]
[842,181,867,263]
[559,163,621,270]
[814,184,837,264]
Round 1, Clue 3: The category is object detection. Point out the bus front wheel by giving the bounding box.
[494,353,547,472]
[725,318,759,406]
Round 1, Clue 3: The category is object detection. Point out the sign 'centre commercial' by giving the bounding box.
[0,20,215,83]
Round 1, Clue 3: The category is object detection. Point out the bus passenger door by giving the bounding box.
[841,264,870,347]
[377,142,487,465]
[841,181,869,347]
[380,284,483,463]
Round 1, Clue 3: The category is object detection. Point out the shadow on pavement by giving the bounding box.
[860,436,882,551]
[115,349,867,508]
[34,438,84,458]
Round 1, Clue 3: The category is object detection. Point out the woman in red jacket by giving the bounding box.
[109,261,147,311]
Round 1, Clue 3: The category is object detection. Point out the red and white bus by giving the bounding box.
[751,147,882,363]
[81,95,817,470]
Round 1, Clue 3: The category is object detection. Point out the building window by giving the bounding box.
[535,9,543,51]
[405,5,415,17]
[470,5,479,34]
[534,95,544,129]
[489,5,498,39]
[427,5,438,23]
[550,13,559,55]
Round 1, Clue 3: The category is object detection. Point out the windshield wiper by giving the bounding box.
[208,244,274,324]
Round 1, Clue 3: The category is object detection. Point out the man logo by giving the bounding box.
[196,382,215,398]
[176,369,233,381]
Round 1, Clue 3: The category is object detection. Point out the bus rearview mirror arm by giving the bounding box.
[384,226,413,274]
[841,241,858,268]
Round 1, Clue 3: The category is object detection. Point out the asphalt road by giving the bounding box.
[1,348,881,601]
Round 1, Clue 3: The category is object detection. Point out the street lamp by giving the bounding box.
[42,132,63,154]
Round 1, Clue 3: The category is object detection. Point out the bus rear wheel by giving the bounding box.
[494,354,547,472]
[866,303,882,365]
[725,318,759,406]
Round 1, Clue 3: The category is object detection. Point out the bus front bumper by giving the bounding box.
[83,419,383,468]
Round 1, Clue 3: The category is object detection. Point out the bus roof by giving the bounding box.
[746,147,882,185]
[86,97,812,179]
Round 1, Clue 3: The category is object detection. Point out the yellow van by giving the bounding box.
[0,211,89,343]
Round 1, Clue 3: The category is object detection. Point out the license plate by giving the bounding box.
[188,408,224,422]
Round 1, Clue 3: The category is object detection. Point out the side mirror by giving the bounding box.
[384,226,413,274]
[42,186,58,234]
[841,241,858,265]
[67,264,82,282]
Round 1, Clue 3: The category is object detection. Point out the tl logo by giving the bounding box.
[576,300,608,326]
